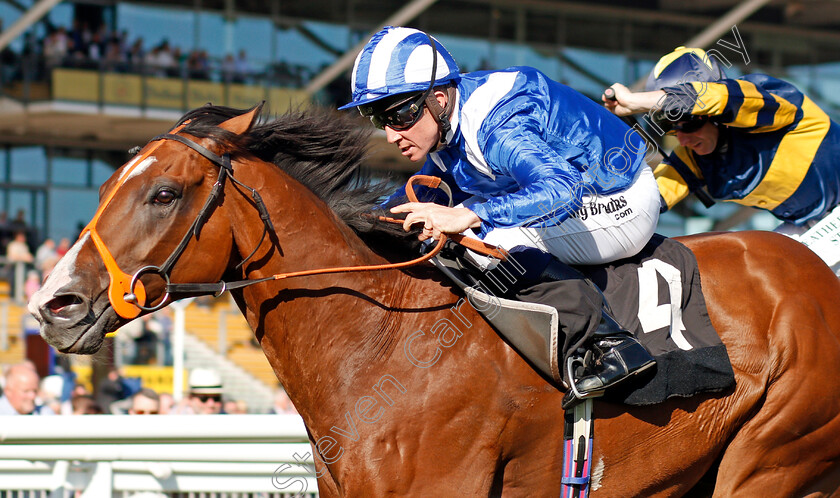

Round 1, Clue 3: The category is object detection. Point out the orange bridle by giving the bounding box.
[84,122,506,321]
[80,122,189,319]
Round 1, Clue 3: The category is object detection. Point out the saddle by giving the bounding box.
[433,251,567,386]
[434,234,735,406]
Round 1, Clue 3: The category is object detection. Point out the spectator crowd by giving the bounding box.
[0,208,71,301]
[0,362,297,416]
[1,16,327,89]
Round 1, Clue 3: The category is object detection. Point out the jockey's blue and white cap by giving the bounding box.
[338,26,460,110]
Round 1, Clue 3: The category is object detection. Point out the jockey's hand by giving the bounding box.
[602,83,636,116]
[603,83,665,116]
[390,203,482,242]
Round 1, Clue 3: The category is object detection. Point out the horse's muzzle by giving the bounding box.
[28,289,106,353]
[30,291,88,326]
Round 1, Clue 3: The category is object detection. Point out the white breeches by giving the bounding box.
[464,166,661,267]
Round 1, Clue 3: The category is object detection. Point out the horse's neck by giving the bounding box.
[230,165,457,427]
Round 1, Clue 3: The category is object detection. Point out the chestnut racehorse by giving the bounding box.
[29,105,840,496]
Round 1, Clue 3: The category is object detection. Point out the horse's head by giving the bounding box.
[29,104,264,354]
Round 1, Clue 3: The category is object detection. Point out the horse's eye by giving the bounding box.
[154,189,177,205]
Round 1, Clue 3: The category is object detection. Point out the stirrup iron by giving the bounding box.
[564,355,604,408]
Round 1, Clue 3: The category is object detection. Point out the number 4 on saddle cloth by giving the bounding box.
[433,233,735,406]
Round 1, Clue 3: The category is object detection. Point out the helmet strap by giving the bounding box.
[713,123,729,155]
[426,86,456,150]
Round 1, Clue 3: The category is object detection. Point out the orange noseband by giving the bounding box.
[80,122,188,319]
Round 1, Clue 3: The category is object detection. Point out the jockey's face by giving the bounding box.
[384,90,447,162]
[676,121,719,156]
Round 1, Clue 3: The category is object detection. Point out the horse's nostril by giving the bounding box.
[46,294,84,315]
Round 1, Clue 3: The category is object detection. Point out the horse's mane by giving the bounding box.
[176,104,419,253]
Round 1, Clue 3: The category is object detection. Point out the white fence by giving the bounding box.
[0,415,319,497]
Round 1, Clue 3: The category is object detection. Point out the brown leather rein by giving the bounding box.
[221,175,507,279]
[161,174,506,304]
[94,126,504,319]
[220,175,506,280]
[380,175,507,259]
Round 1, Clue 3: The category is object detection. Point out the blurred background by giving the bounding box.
[0,0,839,431]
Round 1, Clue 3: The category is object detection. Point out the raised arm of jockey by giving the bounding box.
[603,77,801,132]
[605,46,840,230]
[652,78,801,130]
[601,82,664,117]
[603,81,707,212]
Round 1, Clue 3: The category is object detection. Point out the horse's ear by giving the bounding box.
[218,102,264,135]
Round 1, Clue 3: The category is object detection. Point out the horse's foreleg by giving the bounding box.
[714,301,840,496]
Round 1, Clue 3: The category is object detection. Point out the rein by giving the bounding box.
[91,124,506,320]
[165,176,507,296]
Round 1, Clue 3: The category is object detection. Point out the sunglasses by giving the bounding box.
[360,92,428,131]
[650,108,709,135]
[133,410,159,414]
[192,394,221,403]
[670,118,708,134]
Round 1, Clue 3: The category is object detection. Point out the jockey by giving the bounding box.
[339,26,659,404]
[604,47,840,236]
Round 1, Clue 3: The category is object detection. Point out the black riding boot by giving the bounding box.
[571,310,656,397]
[481,249,655,406]
[532,258,655,408]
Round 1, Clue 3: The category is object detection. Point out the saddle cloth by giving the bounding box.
[433,233,735,406]
[794,203,840,276]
